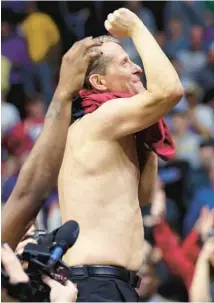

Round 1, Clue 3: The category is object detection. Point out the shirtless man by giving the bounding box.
[58,8,183,302]
[1,37,102,250]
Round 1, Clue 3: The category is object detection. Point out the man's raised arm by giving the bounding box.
[90,8,184,139]
[1,38,102,250]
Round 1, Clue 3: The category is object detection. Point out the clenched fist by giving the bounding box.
[104,8,141,38]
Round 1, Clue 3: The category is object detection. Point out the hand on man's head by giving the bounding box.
[56,37,103,101]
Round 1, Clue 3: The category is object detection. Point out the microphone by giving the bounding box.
[47,220,79,268]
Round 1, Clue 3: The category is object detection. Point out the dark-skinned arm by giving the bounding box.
[1,38,103,250]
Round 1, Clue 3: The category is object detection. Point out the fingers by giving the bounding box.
[43,275,77,290]
[106,9,127,23]
[65,280,78,301]
[85,50,103,61]
[104,20,112,32]
[1,243,29,284]
[65,279,77,289]
[15,238,37,255]
[42,275,59,289]
[43,275,78,302]
[107,13,115,23]
[84,37,103,49]
[68,37,103,55]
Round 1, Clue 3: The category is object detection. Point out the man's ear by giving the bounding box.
[89,74,108,91]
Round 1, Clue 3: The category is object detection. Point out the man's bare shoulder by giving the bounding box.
[69,112,105,138]
[68,114,99,142]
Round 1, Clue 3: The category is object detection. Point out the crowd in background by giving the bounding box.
[1,1,214,302]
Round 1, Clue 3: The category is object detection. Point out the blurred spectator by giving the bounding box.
[200,88,214,137]
[2,95,45,157]
[1,20,32,84]
[121,0,157,67]
[164,1,205,37]
[1,99,21,138]
[164,18,188,57]
[144,181,197,291]
[1,54,21,139]
[1,1,27,14]
[126,0,157,35]
[190,237,214,302]
[187,138,214,201]
[171,110,201,168]
[1,54,21,138]
[1,156,20,188]
[143,178,180,234]
[155,31,166,50]
[137,262,170,302]
[164,57,190,130]
[206,1,214,14]
[183,80,213,137]
[144,185,214,300]
[40,188,61,232]
[183,160,214,235]
[20,1,61,106]
[1,55,12,96]
[59,1,90,40]
[194,42,214,92]
[170,57,191,88]
[203,8,214,49]
[2,176,61,232]
[178,26,207,79]
[2,93,61,232]
[1,19,33,116]
[92,1,104,23]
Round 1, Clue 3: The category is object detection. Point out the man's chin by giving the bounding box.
[133,82,145,94]
[133,81,145,93]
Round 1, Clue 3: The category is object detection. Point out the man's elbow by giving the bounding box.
[163,81,184,104]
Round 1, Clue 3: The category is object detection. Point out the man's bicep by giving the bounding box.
[90,92,166,139]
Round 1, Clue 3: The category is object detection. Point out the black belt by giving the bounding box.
[63,265,139,287]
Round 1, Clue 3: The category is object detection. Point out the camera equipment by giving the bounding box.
[1,220,79,302]
[21,229,47,242]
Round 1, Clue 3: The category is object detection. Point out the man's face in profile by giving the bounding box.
[91,42,144,94]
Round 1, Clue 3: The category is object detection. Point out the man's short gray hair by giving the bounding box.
[83,35,120,90]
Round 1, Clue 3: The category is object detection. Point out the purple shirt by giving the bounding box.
[2,1,28,13]
[2,35,32,84]
[203,26,214,49]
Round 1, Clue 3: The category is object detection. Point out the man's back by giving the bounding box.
[58,116,144,271]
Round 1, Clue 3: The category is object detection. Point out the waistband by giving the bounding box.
[63,265,139,287]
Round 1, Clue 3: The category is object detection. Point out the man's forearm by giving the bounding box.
[189,254,211,302]
[132,21,183,98]
[1,94,72,249]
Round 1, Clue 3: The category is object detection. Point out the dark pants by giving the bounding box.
[73,277,139,302]
[65,265,139,302]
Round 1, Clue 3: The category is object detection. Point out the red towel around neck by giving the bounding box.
[77,89,175,161]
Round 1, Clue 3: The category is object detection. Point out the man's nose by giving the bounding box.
[132,63,142,74]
